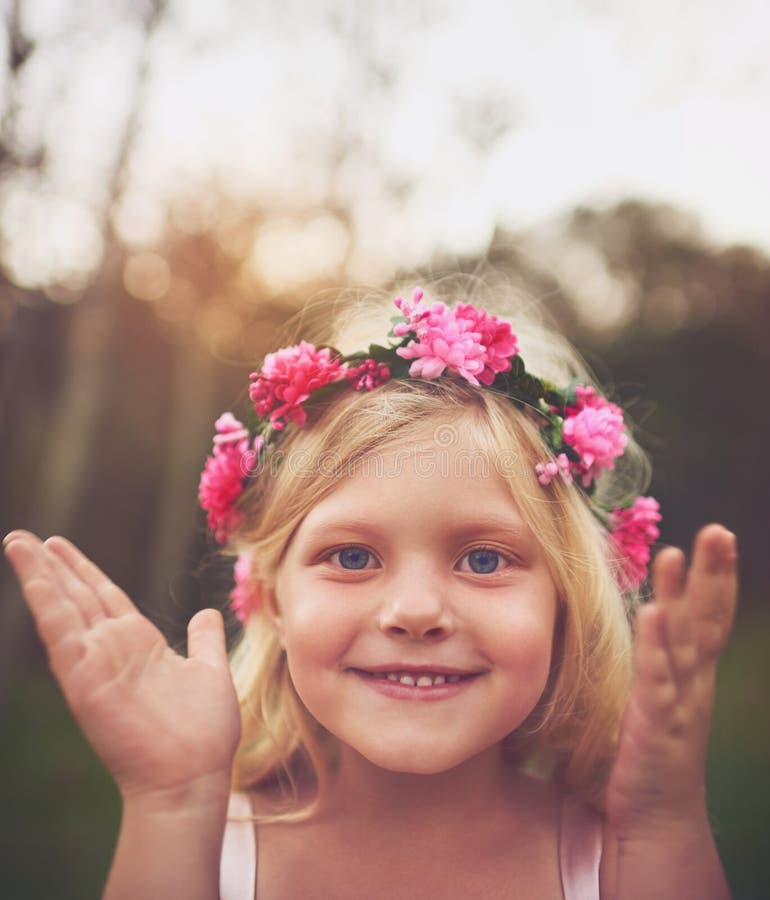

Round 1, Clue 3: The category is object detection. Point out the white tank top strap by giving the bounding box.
[220,791,257,900]
[558,794,604,900]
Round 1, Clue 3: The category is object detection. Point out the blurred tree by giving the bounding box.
[0,1,170,690]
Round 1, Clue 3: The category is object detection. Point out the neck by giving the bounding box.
[324,742,524,829]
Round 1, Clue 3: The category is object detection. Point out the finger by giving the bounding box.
[684,524,738,662]
[632,604,678,720]
[42,538,107,626]
[187,609,229,672]
[4,529,41,547]
[45,536,135,619]
[652,547,698,684]
[4,537,89,670]
[4,534,86,626]
[652,546,685,602]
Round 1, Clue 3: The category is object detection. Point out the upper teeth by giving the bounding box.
[372,672,463,686]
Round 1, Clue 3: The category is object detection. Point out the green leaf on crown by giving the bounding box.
[525,373,548,399]
[365,343,399,361]
[560,381,581,408]
[509,355,525,379]
[543,417,564,450]
[303,379,350,404]
[242,405,263,433]
[386,357,413,379]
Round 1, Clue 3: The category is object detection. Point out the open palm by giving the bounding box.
[4,532,241,800]
[605,524,738,839]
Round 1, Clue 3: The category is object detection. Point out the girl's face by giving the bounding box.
[273,426,559,775]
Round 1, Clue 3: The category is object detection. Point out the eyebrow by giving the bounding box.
[299,514,532,546]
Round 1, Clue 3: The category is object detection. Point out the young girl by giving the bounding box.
[4,282,737,900]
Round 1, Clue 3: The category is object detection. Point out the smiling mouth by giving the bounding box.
[351,669,480,688]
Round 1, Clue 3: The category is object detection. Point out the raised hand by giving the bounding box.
[3,531,241,804]
[606,523,738,841]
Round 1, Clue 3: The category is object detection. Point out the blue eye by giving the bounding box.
[466,548,501,574]
[336,547,372,570]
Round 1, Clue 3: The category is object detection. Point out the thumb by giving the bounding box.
[187,608,229,671]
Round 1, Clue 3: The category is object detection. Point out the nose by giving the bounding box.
[377,568,455,642]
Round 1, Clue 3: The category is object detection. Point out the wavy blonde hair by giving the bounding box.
[225,275,650,822]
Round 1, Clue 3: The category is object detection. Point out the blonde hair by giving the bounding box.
[225,275,650,822]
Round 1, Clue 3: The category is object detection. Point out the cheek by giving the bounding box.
[494,604,557,686]
[281,616,356,735]
[277,579,358,682]
[284,620,349,674]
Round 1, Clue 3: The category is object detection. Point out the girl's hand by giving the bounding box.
[605,523,738,840]
[3,531,241,806]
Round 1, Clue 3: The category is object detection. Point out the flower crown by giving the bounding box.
[199,289,661,621]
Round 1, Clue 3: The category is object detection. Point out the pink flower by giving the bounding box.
[198,414,260,543]
[454,303,519,385]
[393,288,425,336]
[249,341,346,430]
[562,386,628,486]
[345,358,391,391]
[211,411,249,445]
[394,293,519,387]
[229,553,260,622]
[535,453,573,486]
[395,298,488,384]
[610,496,662,590]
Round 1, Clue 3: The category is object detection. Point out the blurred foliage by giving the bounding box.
[708,611,770,900]
[0,673,119,900]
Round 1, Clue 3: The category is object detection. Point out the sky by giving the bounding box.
[2,0,769,290]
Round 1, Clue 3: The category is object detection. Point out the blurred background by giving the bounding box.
[0,1,768,897]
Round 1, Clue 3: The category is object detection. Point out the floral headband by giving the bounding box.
[199,289,661,621]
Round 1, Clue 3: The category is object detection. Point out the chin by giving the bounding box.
[354,741,479,775]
